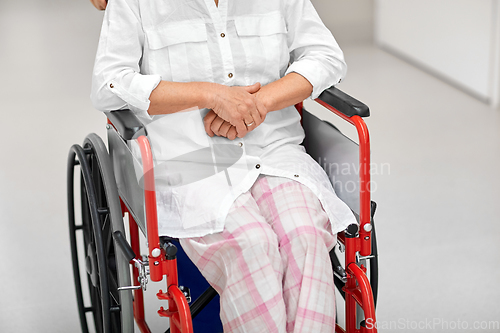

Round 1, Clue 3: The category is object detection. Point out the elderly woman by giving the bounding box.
[91,0,356,331]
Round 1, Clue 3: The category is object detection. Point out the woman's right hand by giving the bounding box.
[208,82,267,138]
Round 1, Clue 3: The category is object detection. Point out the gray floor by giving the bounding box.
[1,1,499,332]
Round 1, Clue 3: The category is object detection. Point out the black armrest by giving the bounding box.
[316,86,370,118]
[106,110,146,140]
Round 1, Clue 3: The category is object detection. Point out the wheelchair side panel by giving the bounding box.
[302,109,360,216]
[108,127,148,234]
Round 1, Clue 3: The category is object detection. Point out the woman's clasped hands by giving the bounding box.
[204,82,267,140]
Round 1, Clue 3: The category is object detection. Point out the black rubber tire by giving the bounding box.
[68,133,134,333]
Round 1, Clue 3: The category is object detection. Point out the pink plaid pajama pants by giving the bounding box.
[180,175,338,333]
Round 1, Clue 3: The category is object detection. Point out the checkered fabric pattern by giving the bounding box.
[180,175,337,333]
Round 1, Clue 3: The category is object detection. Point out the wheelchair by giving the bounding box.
[67,86,379,333]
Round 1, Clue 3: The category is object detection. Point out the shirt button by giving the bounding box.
[238,142,243,147]
[228,73,233,78]
[255,164,261,169]
[220,33,225,38]
[109,83,114,88]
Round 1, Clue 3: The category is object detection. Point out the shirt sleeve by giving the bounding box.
[284,0,347,99]
[90,0,161,121]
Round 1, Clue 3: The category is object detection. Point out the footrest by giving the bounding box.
[157,289,170,301]
[158,306,177,318]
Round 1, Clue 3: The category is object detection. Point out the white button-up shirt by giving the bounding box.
[91,0,357,237]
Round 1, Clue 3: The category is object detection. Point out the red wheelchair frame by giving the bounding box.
[68,86,378,333]
[312,90,377,333]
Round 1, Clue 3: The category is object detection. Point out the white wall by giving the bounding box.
[312,0,374,45]
[375,0,500,108]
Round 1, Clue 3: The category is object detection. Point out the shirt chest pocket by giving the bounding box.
[145,22,213,83]
[234,12,289,82]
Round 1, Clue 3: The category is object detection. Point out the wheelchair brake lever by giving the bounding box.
[118,257,149,292]
[114,231,150,292]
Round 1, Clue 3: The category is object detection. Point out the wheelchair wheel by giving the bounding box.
[68,133,134,333]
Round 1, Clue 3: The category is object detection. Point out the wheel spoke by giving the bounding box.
[109,289,119,307]
[107,266,120,305]
[103,214,114,258]
[102,212,109,231]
